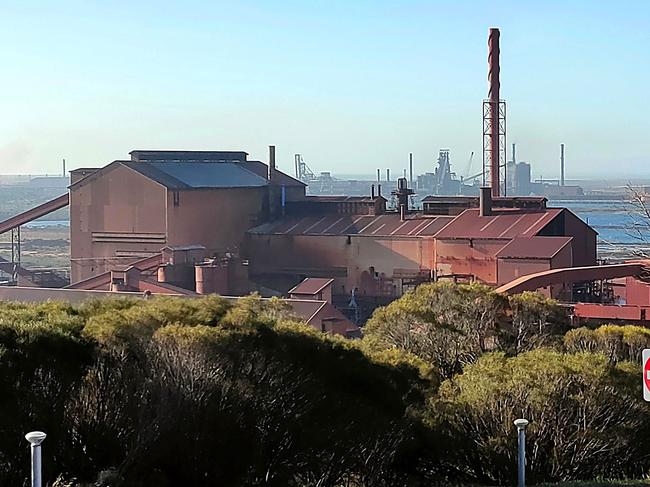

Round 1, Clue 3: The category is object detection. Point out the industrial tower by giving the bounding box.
[482,28,507,197]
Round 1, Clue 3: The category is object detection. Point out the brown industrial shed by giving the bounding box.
[69,150,305,283]
[244,193,597,306]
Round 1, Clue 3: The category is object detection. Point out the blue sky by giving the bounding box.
[0,0,648,179]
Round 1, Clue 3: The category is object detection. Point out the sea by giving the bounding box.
[550,199,650,261]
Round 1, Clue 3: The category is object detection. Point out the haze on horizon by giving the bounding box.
[0,0,648,180]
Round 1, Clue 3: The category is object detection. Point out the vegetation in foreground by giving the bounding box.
[1,284,650,486]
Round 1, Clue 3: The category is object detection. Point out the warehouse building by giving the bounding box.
[244,187,596,312]
[69,148,305,282]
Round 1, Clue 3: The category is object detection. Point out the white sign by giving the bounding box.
[643,349,650,402]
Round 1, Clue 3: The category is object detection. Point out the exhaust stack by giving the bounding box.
[480,187,492,217]
[560,144,564,186]
[488,27,501,198]
[268,145,276,181]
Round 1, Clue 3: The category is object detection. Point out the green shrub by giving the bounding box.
[0,295,433,487]
[363,283,564,379]
[433,349,650,484]
[564,325,650,363]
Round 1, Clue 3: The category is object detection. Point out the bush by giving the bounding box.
[0,296,434,487]
[564,325,650,363]
[363,283,564,379]
[432,349,650,484]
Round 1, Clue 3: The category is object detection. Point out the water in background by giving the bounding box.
[551,199,650,260]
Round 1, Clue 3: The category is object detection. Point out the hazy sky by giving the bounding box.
[0,0,648,179]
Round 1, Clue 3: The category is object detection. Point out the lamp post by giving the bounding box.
[514,419,529,487]
[25,431,46,487]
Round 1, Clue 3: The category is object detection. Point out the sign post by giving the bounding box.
[643,349,650,402]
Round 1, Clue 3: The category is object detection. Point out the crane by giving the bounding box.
[294,154,316,182]
[463,151,475,180]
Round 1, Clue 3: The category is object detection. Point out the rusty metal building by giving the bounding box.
[69,149,305,283]
[244,187,597,309]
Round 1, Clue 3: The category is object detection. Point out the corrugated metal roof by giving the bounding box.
[123,161,268,189]
[241,161,306,187]
[434,208,563,239]
[289,278,334,295]
[248,213,453,237]
[496,236,573,259]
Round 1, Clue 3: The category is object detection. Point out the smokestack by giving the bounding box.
[268,145,276,181]
[377,184,382,197]
[560,144,564,186]
[62,158,66,177]
[480,187,492,217]
[488,27,501,198]
[386,169,390,181]
[371,184,375,199]
[409,153,413,187]
[512,143,516,164]
[377,168,381,182]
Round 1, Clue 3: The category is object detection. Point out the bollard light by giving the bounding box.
[25,431,47,487]
[514,419,529,487]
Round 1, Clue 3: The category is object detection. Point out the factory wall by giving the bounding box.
[70,165,167,283]
[434,239,505,284]
[625,276,650,306]
[496,244,572,286]
[165,187,267,254]
[244,233,434,298]
[71,165,271,284]
[496,244,572,298]
[563,211,597,267]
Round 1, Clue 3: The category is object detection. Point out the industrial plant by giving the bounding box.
[0,28,648,330]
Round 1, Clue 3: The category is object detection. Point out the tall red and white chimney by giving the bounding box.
[488,27,501,198]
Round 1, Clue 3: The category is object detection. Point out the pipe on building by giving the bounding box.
[480,186,492,216]
[488,27,500,198]
[268,145,276,181]
[377,184,382,197]
[377,168,380,182]
[560,144,564,186]
[400,204,405,222]
[409,153,413,188]
[371,184,375,198]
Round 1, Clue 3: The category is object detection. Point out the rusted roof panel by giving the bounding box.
[289,278,334,295]
[496,236,573,259]
[435,208,563,240]
[248,213,454,237]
